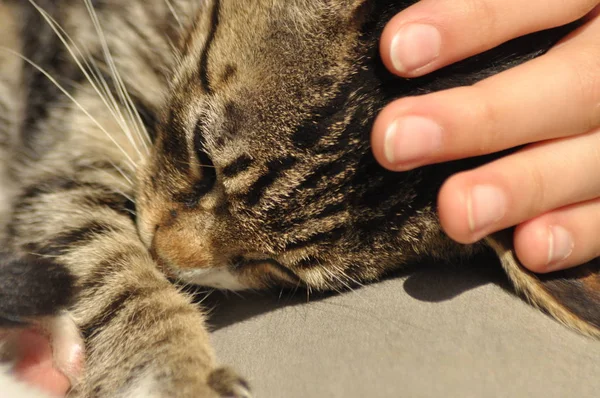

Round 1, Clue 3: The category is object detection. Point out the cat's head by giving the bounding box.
[132,0,600,338]
[135,0,445,291]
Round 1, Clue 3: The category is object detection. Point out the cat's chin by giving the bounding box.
[175,268,250,291]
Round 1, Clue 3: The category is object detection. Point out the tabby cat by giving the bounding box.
[0,0,598,397]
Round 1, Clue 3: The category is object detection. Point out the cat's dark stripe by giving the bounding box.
[283,201,347,230]
[135,100,159,142]
[221,154,254,178]
[296,159,348,191]
[83,289,196,343]
[198,0,221,94]
[192,120,217,199]
[219,64,238,85]
[290,82,355,149]
[312,201,347,220]
[221,101,246,138]
[78,251,131,294]
[193,120,214,167]
[187,180,212,204]
[243,156,298,206]
[314,113,369,157]
[77,191,135,219]
[161,108,191,166]
[71,160,122,174]
[27,221,116,256]
[356,194,424,235]
[81,284,161,340]
[283,226,346,251]
[18,177,110,202]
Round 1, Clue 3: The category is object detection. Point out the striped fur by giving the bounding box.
[0,0,597,397]
[1,0,248,396]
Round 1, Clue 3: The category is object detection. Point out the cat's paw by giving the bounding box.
[110,368,252,398]
[208,367,252,398]
[43,312,85,384]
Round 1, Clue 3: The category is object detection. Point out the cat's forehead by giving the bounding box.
[179,0,364,76]
[161,6,363,161]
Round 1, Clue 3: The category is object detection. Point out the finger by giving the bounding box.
[514,198,600,273]
[380,0,597,77]
[437,128,600,244]
[373,16,600,171]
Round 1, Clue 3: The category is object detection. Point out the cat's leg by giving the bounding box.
[7,171,250,397]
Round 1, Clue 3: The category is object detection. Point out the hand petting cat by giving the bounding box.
[373,0,600,274]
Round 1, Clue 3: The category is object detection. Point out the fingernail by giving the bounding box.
[466,185,507,235]
[384,116,443,165]
[390,24,441,74]
[547,225,574,268]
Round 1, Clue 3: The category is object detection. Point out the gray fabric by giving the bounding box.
[209,258,600,398]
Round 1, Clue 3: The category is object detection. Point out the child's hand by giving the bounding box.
[372,1,600,273]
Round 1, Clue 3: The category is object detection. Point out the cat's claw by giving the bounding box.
[208,367,252,398]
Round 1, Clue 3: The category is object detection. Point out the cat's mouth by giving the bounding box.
[151,247,303,291]
[231,257,305,289]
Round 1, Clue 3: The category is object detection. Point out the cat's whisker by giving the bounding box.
[195,289,215,306]
[27,0,145,164]
[81,1,148,157]
[333,265,365,289]
[223,289,245,299]
[0,48,137,172]
[86,59,151,158]
[82,0,152,156]
[164,0,184,30]
[91,160,135,189]
[25,252,61,260]
[110,162,135,188]
[321,266,369,304]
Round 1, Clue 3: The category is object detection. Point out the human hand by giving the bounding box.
[372,0,600,273]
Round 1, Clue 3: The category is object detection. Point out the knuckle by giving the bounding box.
[459,0,499,41]
[555,0,600,21]
[565,47,600,129]
[469,86,501,153]
[524,163,547,217]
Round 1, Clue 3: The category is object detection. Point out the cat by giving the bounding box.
[0,0,598,397]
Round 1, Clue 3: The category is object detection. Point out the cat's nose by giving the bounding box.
[149,221,215,272]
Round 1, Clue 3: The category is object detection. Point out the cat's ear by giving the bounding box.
[331,0,370,19]
[487,230,600,338]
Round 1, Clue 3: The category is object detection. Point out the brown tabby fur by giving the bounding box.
[0,0,598,396]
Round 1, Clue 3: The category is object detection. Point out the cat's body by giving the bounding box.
[0,0,598,397]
